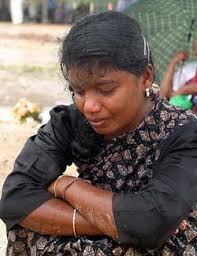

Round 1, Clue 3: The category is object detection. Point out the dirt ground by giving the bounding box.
[0,22,77,254]
[0,121,37,254]
[0,22,73,107]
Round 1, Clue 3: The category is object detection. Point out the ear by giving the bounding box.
[142,64,154,90]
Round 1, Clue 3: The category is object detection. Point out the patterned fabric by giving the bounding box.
[7,98,197,255]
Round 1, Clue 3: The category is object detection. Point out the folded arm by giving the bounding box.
[20,198,103,236]
[51,122,197,248]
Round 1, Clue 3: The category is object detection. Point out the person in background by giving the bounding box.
[48,0,56,23]
[10,0,24,24]
[160,39,197,112]
[116,0,139,12]
[0,0,10,21]
[26,0,48,23]
[54,0,66,23]
[0,11,197,256]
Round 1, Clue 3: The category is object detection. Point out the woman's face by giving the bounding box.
[68,65,153,138]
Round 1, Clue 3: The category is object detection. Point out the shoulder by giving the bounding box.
[182,61,197,71]
[157,113,197,161]
[173,61,197,89]
[49,105,104,161]
[152,99,197,142]
[175,61,196,74]
[49,104,81,122]
[49,104,83,132]
[36,104,84,152]
[157,99,196,123]
[176,61,196,76]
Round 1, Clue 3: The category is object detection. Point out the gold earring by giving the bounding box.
[145,88,150,98]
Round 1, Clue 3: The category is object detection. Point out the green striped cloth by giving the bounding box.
[125,0,197,84]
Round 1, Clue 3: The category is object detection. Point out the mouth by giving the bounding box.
[88,118,107,128]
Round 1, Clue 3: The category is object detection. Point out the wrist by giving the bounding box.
[55,176,77,199]
[170,59,179,66]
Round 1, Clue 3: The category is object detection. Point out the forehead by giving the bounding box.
[68,64,122,86]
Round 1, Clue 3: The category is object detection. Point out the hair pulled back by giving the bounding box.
[60,11,153,80]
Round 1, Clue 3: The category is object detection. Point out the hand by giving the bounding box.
[172,50,189,64]
[175,219,187,234]
[48,181,55,195]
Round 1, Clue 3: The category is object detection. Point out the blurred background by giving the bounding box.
[0,1,197,254]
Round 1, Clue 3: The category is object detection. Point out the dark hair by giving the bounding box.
[60,11,154,82]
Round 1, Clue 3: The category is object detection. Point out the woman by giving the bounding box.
[1,11,197,255]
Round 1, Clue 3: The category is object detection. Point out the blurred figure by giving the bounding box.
[55,0,68,24]
[0,0,10,21]
[41,0,48,23]
[10,0,24,24]
[71,2,89,23]
[48,0,56,23]
[160,40,197,111]
[26,0,48,23]
[107,2,113,11]
[116,0,139,12]
[27,0,38,22]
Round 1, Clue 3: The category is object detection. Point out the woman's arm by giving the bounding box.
[51,122,197,248]
[173,82,197,96]
[160,51,188,99]
[20,198,103,236]
[0,105,93,235]
[48,176,118,240]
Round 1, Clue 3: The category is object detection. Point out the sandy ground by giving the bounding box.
[0,122,37,255]
[0,22,77,255]
[0,22,73,108]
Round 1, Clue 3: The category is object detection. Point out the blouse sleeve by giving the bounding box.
[0,105,75,230]
[113,121,197,248]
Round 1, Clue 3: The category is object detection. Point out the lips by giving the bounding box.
[88,118,107,128]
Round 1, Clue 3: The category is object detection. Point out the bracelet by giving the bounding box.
[53,175,65,198]
[62,178,91,201]
[62,178,79,201]
[72,209,77,238]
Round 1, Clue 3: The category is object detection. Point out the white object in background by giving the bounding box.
[10,0,24,24]
[0,107,12,122]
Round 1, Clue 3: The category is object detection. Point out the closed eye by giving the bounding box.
[97,83,118,96]
[98,88,115,95]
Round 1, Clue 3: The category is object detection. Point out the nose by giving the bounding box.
[83,95,101,114]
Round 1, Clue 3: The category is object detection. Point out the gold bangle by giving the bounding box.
[53,175,65,198]
[72,209,77,238]
[62,178,91,201]
[62,178,79,201]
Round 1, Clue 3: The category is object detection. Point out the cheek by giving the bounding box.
[108,88,137,113]
[110,89,143,120]
[74,97,85,113]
